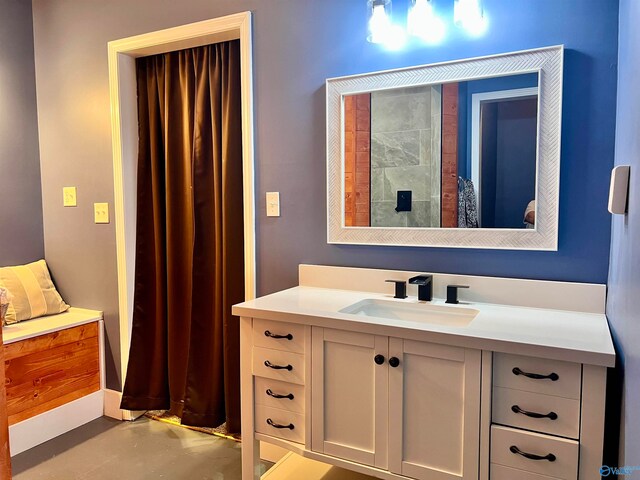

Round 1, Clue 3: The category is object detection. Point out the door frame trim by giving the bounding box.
[107,12,256,386]
[470,86,539,223]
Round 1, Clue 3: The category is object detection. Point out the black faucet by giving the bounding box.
[409,275,433,302]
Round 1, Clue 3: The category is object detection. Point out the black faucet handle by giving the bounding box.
[446,285,469,304]
[385,279,407,299]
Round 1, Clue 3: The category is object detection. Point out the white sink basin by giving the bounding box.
[340,299,479,327]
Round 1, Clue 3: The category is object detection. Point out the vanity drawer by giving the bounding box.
[255,377,305,414]
[252,346,305,385]
[491,425,578,480]
[255,404,304,444]
[493,386,580,439]
[494,353,581,399]
[491,464,560,480]
[253,319,306,354]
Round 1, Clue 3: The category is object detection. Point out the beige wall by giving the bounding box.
[0,0,44,267]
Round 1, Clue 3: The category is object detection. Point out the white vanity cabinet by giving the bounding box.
[235,267,613,480]
[488,354,606,480]
[311,329,389,469]
[249,319,312,449]
[310,328,481,480]
[241,317,608,480]
[387,338,481,480]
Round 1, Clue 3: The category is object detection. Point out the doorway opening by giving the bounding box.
[108,13,255,419]
[471,87,538,228]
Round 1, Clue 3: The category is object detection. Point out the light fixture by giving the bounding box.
[408,0,446,44]
[454,0,487,36]
[367,0,393,44]
[367,0,407,50]
[366,0,488,47]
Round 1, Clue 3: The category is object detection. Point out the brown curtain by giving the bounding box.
[120,40,244,432]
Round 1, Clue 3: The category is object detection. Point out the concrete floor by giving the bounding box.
[12,416,269,479]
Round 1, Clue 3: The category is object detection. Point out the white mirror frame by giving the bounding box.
[326,45,563,250]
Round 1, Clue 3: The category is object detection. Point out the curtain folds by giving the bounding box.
[120,40,244,432]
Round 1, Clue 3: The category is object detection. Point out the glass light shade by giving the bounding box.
[383,24,407,50]
[408,0,446,44]
[367,0,392,44]
[454,0,488,36]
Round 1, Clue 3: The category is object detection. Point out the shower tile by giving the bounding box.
[420,129,432,166]
[371,167,385,202]
[383,165,431,202]
[371,201,407,227]
[371,91,430,133]
[407,201,433,228]
[371,131,421,168]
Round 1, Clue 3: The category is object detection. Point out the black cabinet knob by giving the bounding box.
[374,354,385,365]
[389,357,400,368]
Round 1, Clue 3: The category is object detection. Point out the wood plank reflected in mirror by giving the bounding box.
[344,94,371,227]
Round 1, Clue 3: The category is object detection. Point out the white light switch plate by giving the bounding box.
[266,192,280,217]
[63,187,77,207]
[608,165,630,214]
[94,203,110,224]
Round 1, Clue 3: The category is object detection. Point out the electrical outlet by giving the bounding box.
[266,192,280,217]
[63,187,77,207]
[94,203,110,224]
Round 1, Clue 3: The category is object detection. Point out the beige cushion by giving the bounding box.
[0,260,69,325]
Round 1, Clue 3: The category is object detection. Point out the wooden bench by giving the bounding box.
[1,311,11,478]
[2,308,104,455]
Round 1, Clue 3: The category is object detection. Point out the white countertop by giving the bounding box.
[2,307,103,344]
[233,286,615,367]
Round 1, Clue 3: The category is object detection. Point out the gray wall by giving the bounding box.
[607,0,640,466]
[0,0,44,267]
[30,0,619,390]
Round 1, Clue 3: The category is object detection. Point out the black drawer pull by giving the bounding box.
[266,389,294,400]
[511,404,558,420]
[265,330,293,341]
[512,367,559,381]
[389,357,400,368]
[264,360,293,371]
[510,445,556,462]
[266,418,294,430]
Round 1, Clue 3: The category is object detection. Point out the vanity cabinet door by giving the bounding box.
[311,327,388,469]
[388,338,482,480]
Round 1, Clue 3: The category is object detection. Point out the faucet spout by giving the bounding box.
[409,275,433,302]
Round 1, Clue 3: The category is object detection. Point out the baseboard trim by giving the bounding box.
[9,390,104,456]
[103,389,145,421]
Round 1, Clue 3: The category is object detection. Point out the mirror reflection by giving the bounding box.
[343,73,539,229]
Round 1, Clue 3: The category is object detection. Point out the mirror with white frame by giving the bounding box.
[326,46,563,250]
